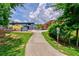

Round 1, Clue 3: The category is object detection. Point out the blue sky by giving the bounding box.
[10,3,62,24]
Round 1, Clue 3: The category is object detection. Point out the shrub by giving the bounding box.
[48,23,75,45]
[48,28,57,40]
[48,23,59,40]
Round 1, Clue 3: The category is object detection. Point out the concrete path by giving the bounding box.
[25,30,65,56]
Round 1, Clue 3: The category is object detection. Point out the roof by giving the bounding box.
[9,22,35,25]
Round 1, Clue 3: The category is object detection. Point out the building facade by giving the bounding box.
[9,22,35,31]
[42,20,56,30]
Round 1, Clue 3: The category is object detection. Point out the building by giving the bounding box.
[9,22,35,31]
[42,20,56,30]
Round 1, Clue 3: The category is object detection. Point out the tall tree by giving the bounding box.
[0,3,22,27]
[55,3,79,47]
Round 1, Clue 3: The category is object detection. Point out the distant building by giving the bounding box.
[9,22,35,31]
[42,20,56,30]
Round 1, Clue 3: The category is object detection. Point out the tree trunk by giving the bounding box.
[76,29,78,47]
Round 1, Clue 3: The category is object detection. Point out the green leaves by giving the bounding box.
[0,3,22,27]
[56,4,79,30]
[55,3,79,47]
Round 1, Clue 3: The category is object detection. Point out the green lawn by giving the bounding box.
[42,31,79,56]
[0,32,32,56]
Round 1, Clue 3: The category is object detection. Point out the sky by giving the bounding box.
[10,3,62,24]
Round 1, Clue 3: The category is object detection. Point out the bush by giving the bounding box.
[48,28,57,40]
[48,24,58,40]
[48,23,75,45]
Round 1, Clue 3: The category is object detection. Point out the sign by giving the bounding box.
[57,27,60,34]
[56,27,60,42]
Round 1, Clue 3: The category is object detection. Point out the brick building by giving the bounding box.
[42,20,56,30]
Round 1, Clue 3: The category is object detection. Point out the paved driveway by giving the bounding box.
[25,30,66,56]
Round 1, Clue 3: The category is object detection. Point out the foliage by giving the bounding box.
[36,24,43,29]
[48,21,75,45]
[56,3,79,28]
[0,3,22,27]
[0,32,32,56]
[54,3,79,47]
[48,23,59,40]
[42,31,79,56]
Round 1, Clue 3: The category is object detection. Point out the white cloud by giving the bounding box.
[44,7,53,17]
[29,11,36,18]
[10,3,63,24]
[29,3,63,24]
[23,20,27,22]
[29,3,46,19]
[12,19,22,22]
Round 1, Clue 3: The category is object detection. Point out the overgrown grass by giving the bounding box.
[0,32,32,56]
[42,31,79,56]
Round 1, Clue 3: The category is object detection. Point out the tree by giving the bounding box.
[55,3,79,47]
[0,3,22,27]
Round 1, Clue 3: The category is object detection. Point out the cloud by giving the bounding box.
[29,4,52,24]
[44,7,53,17]
[29,3,61,23]
[12,19,22,22]
[29,11,36,19]
[11,3,63,24]
[29,4,46,19]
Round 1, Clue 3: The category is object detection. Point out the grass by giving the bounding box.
[42,31,79,56]
[0,32,32,56]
